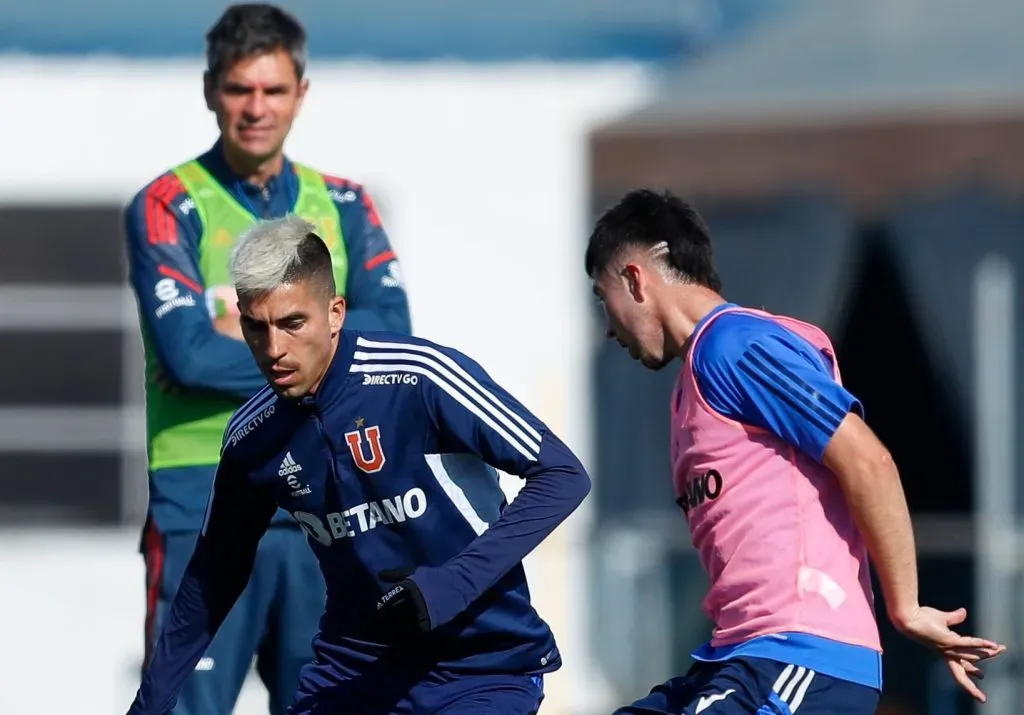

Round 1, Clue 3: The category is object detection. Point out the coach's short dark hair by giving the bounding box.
[585,189,722,292]
[205,3,308,85]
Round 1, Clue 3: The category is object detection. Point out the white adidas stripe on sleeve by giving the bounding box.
[350,339,541,462]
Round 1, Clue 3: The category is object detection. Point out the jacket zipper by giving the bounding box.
[311,409,342,487]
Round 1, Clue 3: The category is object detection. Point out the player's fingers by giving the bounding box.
[945,650,983,663]
[943,645,1005,663]
[961,661,984,680]
[940,635,1003,654]
[949,660,987,703]
[948,644,1005,663]
[970,643,1006,660]
[944,607,968,627]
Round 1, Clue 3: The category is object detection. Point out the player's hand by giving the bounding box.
[894,605,1007,702]
[372,567,431,643]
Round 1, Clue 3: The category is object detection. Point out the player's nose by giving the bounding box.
[265,328,287,359]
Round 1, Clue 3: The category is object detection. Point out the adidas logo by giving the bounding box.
[278,452,303,477]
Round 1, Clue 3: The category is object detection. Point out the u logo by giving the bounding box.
[344,425,386,473]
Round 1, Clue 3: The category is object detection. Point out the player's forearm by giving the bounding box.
[129,543,253,714]
[413,434,591,629]
[448,459,590,590]
[835,449,920,626]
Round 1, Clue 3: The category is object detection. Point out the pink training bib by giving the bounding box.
[671,306,881,652]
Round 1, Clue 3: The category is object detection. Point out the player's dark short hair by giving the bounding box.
[286,232,336,300]
[585,189,722,292]
[205,3,308,85]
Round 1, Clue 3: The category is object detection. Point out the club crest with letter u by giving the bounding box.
[344,418,386,473]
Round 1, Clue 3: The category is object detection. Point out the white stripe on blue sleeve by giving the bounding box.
[350,338,541,462]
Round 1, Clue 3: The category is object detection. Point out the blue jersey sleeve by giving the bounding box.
[325,177,412,334]
[124,174,267,398]
[411,344,591,629]
[127,439,276,715]
[692,312,862,463]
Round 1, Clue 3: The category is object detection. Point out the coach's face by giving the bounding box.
[593,262,671,371]
[205,48,309,167]
[239,280,345,399]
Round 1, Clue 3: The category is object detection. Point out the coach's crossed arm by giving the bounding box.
[123,175,266,398]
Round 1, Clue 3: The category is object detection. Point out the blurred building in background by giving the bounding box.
[0,1,1022,714]
[1,0,782,61]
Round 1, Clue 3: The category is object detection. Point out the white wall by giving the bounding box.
[0,58,655,715]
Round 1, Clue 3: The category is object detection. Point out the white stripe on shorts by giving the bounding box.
[773,664,816,713]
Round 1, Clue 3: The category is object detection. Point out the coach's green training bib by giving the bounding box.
[144,159,348,470]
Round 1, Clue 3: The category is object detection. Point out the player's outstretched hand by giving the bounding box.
[894,605,1007,703]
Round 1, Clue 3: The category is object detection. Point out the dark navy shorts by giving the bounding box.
[613,656,879,715]
[286,663,545,715]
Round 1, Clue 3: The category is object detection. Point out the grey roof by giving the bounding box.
[620,0,1024,127]
[0,0,779,62]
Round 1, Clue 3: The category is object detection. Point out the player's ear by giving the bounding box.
[328,295,346,334]
[622,263,645,303]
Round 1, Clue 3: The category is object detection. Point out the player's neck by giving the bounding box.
[221,145,286,187]
[307,334,341,398]
[666,288,727,358]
